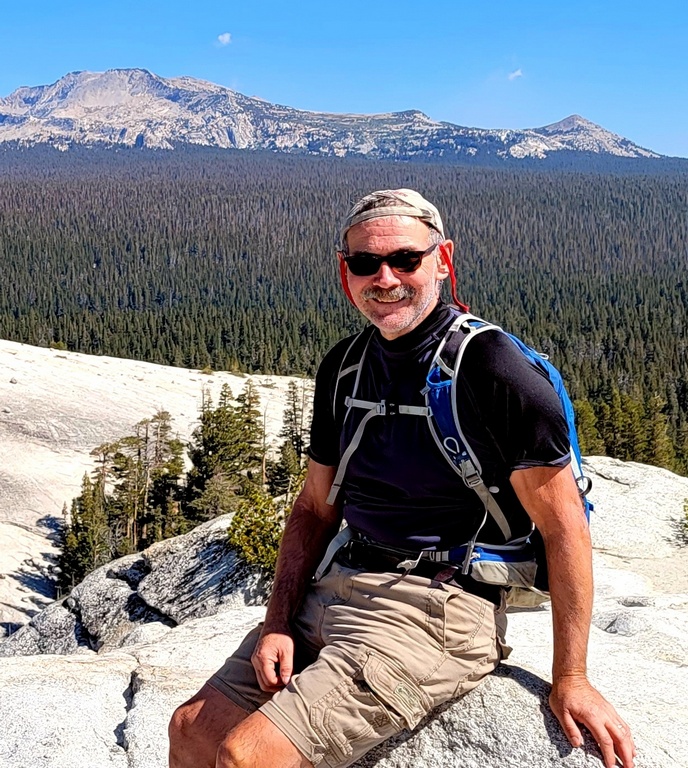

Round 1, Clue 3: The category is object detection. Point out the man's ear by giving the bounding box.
[337,251,357,307]
[436,240,454,281]
[436,240,469,311]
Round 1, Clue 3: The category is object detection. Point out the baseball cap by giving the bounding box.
[340,189,445,245]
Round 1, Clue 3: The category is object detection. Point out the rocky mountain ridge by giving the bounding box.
[0,68,660,161]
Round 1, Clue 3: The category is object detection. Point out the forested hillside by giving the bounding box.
[0,145,686,471]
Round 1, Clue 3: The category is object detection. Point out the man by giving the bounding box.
[169,189,636,768]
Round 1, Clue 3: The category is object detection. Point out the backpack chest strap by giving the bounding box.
[325,396,430,506]
[345,397,430,417]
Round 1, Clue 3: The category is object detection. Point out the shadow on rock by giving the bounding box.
[35,514,65,546]
[7,560,57,598]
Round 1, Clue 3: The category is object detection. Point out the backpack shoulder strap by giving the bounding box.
[332,325,376,428]
[424,313,514,547]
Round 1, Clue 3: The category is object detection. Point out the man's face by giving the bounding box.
[342,215,452,340]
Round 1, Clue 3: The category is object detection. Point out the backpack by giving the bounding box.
[424,313,592,605]
[325,311,592,607]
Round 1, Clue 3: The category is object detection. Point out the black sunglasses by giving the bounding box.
[341,244,438,277]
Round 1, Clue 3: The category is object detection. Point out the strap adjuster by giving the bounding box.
[460,461,483,488]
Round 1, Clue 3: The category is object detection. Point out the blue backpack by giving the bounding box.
[423,313,592,605]
[325,312,592,606]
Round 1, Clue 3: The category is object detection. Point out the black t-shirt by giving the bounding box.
[308,302,571,550]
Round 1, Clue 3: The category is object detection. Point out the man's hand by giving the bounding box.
[550,674,636,768]
[251,630,295,692]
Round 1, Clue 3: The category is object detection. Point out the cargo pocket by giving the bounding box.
[432,584,488,653]
[308,650,430,766]
[359,650,429,731]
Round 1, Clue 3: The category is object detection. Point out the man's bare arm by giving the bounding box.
[251,460,341,692]
[510,465,636,768]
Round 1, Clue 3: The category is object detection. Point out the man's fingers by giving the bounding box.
[279,657,294,686]
[550,678,635,767]
[583,719,635,768]
[558,710,584,749]
[251,631,295,692]
[254,650,284,691]
[256,657,280,690]
[593,727,617,768]
[608,719,636,768]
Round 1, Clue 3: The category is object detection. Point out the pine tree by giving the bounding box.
[619,391,647,462]
[227,485,284,575]
[574,399,605,455]
[185,382,267,520]
[234,380,265,483]
[267,440,301,497]
[109,427,150,554]
[108,411,187,553]
[143,411,186,545]
[280,380,311,460]
[58,474,111,592]
[645,395,676,470]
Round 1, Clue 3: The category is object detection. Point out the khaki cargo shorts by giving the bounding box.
[208,562,509,768]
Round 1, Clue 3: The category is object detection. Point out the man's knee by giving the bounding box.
[168,700,193,744]
[168,685,250,768]
[168,699,209,768]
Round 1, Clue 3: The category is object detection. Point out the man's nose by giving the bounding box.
[372,262,402,288]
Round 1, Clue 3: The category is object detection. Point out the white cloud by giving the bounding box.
[217,32,232,46]
[508,68,523,81]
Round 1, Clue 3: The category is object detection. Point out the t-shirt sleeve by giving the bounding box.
[459,330,571,472]
[306,338,352,467]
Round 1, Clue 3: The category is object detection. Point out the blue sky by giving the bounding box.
[1,0,686,157]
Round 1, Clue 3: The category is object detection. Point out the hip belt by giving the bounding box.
[335,537,502,607]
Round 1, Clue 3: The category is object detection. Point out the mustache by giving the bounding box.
[361,286,415,302]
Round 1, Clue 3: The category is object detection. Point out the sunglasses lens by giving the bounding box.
[345,255,381,276]
[388,252,423,273]
[344,251,425,276]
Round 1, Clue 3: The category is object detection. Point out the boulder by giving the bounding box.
[0,516,270,657]
[355,666,678,767]
[137,516,270,624]
[0,600,92,657]
[69,561,173,652]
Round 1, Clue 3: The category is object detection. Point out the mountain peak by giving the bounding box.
[539,114,602,133]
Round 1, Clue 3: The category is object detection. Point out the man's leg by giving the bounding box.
[170,686,313,768]
[169,624,276,768]
[216,711,313,768]
[168,683,250,768]
[169,619,322,768]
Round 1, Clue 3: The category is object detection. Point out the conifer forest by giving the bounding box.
[58,379,311,589]
[1,145,687,474]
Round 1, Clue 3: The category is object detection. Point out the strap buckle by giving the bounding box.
[460,460,483,488]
